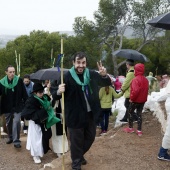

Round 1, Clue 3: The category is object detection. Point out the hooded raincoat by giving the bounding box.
[130,63,149,103]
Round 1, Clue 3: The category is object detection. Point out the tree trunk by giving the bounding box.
[112,55,119,77]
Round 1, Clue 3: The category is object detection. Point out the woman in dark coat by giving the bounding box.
[22,83,60,164]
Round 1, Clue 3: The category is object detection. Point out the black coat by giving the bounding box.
[21,94,52,154]
[0,77,28,113]
[52,70,111,129]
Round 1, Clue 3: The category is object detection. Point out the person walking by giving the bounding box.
[146,72,160,94]
[99,86,123,135]
[123,63,149,136]
[44,80,69,158]
[120,59,137,123]
[52,52,111,170]
[22,74,34,134]
[21,83,60,164]
[0,65,28,148]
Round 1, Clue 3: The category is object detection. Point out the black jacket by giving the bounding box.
[0,77,28,113]
[21,94,51,124]
[21,94,52,154]
[52,70,111,129]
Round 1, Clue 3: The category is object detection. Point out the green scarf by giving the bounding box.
[69,66,92,92]
[34,95,60,129]
[0,75,19,93]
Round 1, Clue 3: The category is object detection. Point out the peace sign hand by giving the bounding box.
[97,60,107,77]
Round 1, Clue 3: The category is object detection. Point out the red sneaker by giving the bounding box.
[123,127,134,133]
[136,130,142,136]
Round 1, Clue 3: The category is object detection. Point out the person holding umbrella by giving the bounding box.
[53,52,111,170]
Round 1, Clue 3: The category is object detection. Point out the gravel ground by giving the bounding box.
[0,110,169,170]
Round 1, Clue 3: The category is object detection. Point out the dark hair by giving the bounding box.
[105,86,109,95]
[23,74,30,79]
[126,59,134,66]
[73,52,87,62]
[5,65,14,71]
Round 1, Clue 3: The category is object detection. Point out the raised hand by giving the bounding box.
[97,60,107,77]
[58,84,65,93]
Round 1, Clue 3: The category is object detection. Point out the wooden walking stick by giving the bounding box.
[61,38,66,170]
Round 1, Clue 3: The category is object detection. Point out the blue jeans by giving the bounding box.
[100,109,111,131]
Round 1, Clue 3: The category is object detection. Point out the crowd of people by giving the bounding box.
[0,52,170,170]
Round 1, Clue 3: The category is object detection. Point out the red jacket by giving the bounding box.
[130,63,149,103]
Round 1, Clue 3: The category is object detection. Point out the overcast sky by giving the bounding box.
[0,0,99,35]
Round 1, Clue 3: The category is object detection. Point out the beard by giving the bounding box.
[75,67,85,74]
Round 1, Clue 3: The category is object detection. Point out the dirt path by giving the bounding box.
[0,111,169,170]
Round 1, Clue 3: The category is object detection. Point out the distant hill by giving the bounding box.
[0,29,134,49]
[0,35,19,48]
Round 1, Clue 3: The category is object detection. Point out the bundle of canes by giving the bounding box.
[60,38,66,170]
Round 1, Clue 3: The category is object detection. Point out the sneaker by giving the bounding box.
[123,127,134,133]
[100,130,107,136]
[158,153,170,161]
[33,156,41,164]
[14,144,21,148]
[120,118,128,123]
[136,130,142,136]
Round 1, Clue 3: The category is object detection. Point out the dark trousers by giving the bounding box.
[68,112,96,170]
[4,112,21,144]
[128,102,144,131]
[100,109,110,131]
[123,98,137,120]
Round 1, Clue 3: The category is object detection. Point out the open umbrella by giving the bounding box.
[30,67,69,80]
[147,12,170,30]
[112,49,149,62]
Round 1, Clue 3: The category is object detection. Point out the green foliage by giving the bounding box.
[0,0,170,79]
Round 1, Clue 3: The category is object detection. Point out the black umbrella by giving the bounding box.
[112,49,149,62]
[147,12,170,30]
[30,67,69,80]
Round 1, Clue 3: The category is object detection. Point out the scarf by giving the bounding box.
[69,66,92,93]
[34,95,60,129]
[0,75,19,93]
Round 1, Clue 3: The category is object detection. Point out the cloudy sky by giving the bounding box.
[0,0,99,35]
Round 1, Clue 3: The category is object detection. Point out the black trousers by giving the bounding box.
[68,112,96,170]
[123,98,138,120]
[128,102,144,131]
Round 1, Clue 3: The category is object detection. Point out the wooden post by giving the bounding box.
[61,38,66,170]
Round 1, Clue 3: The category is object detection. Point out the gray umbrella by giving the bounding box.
[112,49,149,62]
[147,12,170,30]
[30,67,69,80]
